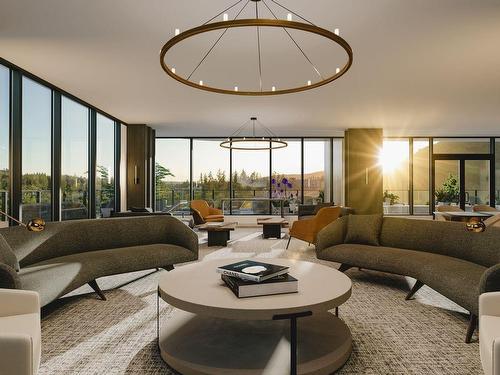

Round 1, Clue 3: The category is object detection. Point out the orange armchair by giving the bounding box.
[190,200,224,224]
[286,206,341,249]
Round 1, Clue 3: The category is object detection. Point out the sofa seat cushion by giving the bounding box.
[19,244,196,307]
[320,244,486,313]
[480,315,500,375]
[0,312,41,372]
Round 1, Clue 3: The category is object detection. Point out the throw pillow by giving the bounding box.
[344,214,383,246]
[0,234,20,271]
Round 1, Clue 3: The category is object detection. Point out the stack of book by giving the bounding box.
[217,260,298,298]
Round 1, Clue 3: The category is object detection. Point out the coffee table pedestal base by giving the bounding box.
[159,310,351,375]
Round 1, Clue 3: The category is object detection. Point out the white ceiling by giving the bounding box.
[0,0,499,137]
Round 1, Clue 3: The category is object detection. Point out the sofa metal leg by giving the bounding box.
[465,313,477,343]
[88,280,106,301]
[405,280,424,300]
[338,264,352,273]
[286,237,292,250]
[162,265,175,272]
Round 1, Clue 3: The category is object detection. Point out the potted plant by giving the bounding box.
[435,174,459,204]
[383,190,400,205]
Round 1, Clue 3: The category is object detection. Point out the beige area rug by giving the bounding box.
[39,228,481,374]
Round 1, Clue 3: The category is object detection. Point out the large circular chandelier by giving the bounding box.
[160,0,353,96]
[220,117,288,150]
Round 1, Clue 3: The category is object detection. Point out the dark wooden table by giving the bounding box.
[197,222,237,246]
[257,218,289,239]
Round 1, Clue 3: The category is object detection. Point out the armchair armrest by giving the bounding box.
[480,263,500,294]
[0,263,21,290]
[480,292,500,317]
[0,289,40,317]
[0,334,34,375]
[208,207,223,216]
[315,215,348,257]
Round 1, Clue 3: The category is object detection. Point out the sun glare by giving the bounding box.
[379,141,409,173]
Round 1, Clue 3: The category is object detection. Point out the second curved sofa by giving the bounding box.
[315,215,500,343]
[0,216,198,307]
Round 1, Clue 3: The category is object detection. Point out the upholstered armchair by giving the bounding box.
[286,206,341,249]
[0,289,41,375]
[480,292,500,375]
[190,200,224,225]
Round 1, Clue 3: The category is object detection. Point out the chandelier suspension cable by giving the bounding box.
[255,119,280,138]
[187,0,250,81]
[261,0,324,80]
[201,0,244,26]
[269,0,316,26]
[256,1,263,92]
[229,119,253,138]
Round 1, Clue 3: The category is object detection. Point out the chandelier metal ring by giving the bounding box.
[220,138,288,150]
[160,19,353,96]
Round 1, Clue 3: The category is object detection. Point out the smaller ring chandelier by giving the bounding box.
[220,117,288,150]
[160,0,353,96]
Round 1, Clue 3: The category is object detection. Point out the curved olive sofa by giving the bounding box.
[316,215,500,343]
[0,216,198,307]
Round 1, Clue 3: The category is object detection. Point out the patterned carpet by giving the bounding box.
[39,229,482,374]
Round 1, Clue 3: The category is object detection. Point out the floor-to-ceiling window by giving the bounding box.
[192,139,229,209]
[61,97,89,220]
[381,139,410,215]
[413,138,430,214]
[96,113,115,217]
[332,139,344,206]
[21,77,52,222]
[232,146,270,215]
[496,140,500,209]
[155,139,190,212]
[303,139,332,205]
[272,139,301,214]
[0,66,9,227]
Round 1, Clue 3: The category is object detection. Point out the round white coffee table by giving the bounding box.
[157,258,352,375]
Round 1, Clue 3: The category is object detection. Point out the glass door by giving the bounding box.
[464,160,490,211]
[433,157,491,212]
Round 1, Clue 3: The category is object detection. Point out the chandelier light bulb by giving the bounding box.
[307,80,312,86]
[287,13,293,21]
[175,28,180,36]
[272,86,276,92]
[199,80,204,86]
[234,86,238,92]
[336,67,340,74]
[171,67,176,74]
[223,13,229,21]
[334,28,340,36]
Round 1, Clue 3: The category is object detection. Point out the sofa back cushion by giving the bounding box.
[344,214,383,246]
[0,234,19,271]
[0,216,189,268]
[380,217,500,267]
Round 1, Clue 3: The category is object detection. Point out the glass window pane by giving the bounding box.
[155,139,190,213]
[381,139,410,215]
[96,114,115,217]
[0,66,9,227]
[332,139,344,206]
[232,147,270,215]
[465,160,490,211]
[272,139,301,214]
[413,139,430,214]
[435,160,460,207]
[61,97,88,220]
[304,139,331,205]
[192,139,229,210]
[433,138,490,154]
[21,77,52,222]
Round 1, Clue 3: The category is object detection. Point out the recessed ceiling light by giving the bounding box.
[334,28,340,36]
[223,13,229,21]
[175,28,180,36]
[287,13,293,21]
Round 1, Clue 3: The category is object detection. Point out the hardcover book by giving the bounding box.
[222,274,298,298]
[216,260,289,282]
